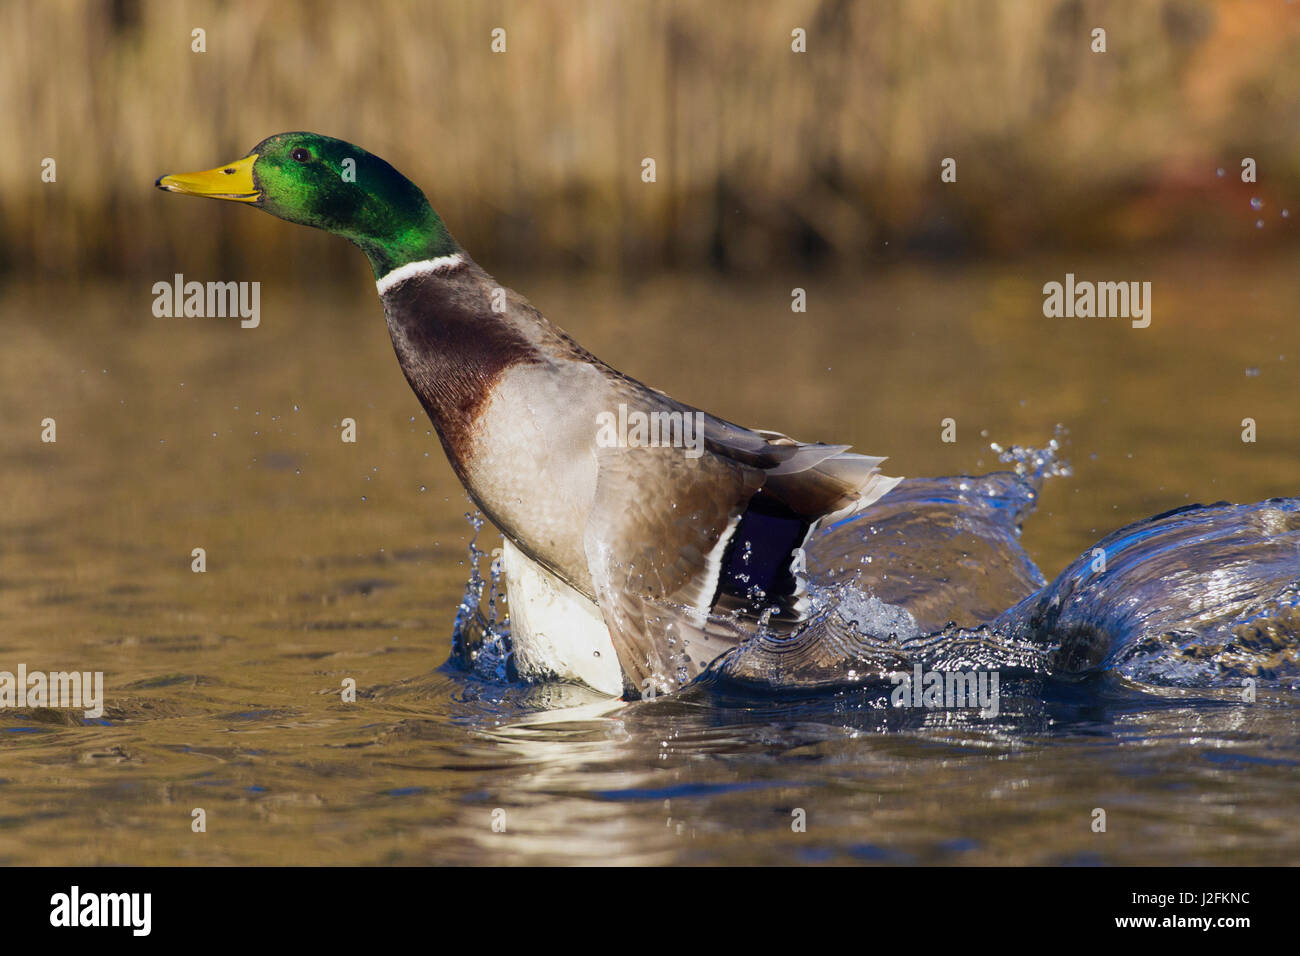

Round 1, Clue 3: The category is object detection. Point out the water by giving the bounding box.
[1,255,1297,864]
[712,447,1300,693]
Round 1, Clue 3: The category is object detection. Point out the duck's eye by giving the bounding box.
[290,148,311,163]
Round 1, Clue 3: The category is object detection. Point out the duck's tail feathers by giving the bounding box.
[782,447,903,529]
[717,425,901,528]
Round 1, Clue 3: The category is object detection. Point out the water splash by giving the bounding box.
[724,492,1300,691]
[450,509,515,682]
[720,431,1296,691]
[989,423,1073,490]
[994,498,1300,688]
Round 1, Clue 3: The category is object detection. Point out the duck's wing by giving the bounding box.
[583,443,760,698]
[582,414,900,698]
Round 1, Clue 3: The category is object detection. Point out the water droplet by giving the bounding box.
[1250,197,1263,210]
[1256,219,1265,229]
[1215,168,1225,178]
[1246,366,1260,377]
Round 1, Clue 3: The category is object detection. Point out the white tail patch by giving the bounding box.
[375,254,465,296]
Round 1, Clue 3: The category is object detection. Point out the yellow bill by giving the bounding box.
[156,154,260,202]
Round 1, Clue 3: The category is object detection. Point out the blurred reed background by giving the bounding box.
[3,0,1299,281]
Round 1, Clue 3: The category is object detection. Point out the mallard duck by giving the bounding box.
[157,132,900,698]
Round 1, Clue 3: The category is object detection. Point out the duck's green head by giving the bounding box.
[156,132,458,277]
